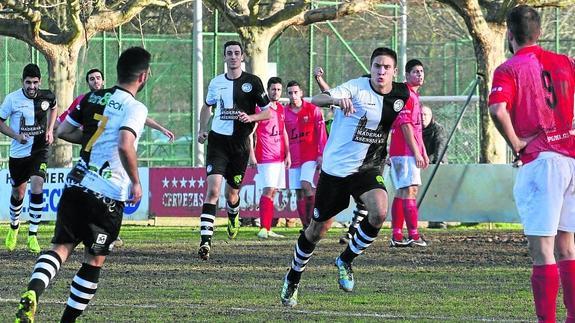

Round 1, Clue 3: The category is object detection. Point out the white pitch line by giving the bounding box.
[0,297,528,322]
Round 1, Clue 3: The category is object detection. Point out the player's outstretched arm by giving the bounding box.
[313,67,331,92]
[145,117,175,142]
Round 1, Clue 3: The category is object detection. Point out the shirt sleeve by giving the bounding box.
[313,105,327,155]
[252,76,271,109]
[205,78,218,106]
[59,94,84,124]
[0,94,12,120]
[120,102,148,139]
[327,79,355,99]
[488,65,515,110]
[393,96,414,127]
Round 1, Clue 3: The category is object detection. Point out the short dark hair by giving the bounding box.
[22,63,41,80]
[506,5,541,46]
[370,47,397,67]
[405,59,424,73]
[117,47,151,84]
[286,80,300,88]
[267,77,282,89]
[223,40,243,55]
[85,68,104,83]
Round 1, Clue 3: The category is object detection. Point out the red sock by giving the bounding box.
[404,198,419,240]
[531,264,559,323]
[391,197,404,241]
[305,195,315,225]
[297,199,308,226]
[559,260,575,322]
[259,196,274,231]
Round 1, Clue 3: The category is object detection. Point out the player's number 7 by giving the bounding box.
[85,113,108,152]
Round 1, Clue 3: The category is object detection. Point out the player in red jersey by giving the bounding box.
[488,5,575,322]
[388,59,429,247]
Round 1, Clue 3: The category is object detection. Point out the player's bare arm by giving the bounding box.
[45,104,58,144]
[312,93,354,115]
[145,117,175,142]
[0,119,28,144]
[400,123,428,169]
[56,120,83,144]
[313,67,331,92]
[283,127,291,169]
[238,107,272,123]
[488,102,529,155]
[198,103,213,144]
[118,129,142,203]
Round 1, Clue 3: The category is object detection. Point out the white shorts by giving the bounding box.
[514,152,575,236]
[255,163,286,189]
[390,156,421,189]
[288,161,317,189]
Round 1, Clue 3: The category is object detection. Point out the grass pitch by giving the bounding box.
[0,224,564,322]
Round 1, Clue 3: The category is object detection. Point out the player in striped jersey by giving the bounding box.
[15,47,151,323]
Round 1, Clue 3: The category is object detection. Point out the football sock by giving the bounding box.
[347,202,367,237]
[199,203,216,245]
[61,263,100,322]
[404,198,420,240]
[559,260,575,321]
[531,264,559,323]
[28,193,44,235]
[9,195,23,229]
[391,197,404,241]
[340,217,380,263]
[27,250,62,301]
[286,233,316,284]
[259,195,274,231]
[226,199,240,220]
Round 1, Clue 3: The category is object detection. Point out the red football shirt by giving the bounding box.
[488,45,575,163]
[284,100,327,168]
[389,86,424,157]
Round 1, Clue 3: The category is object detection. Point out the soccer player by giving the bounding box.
[14,46,151,322]
[280,47,411,307]
[313,66,369,245]
[284,80,327,231]
[252,77,291,239]
[56,68,175,143]
[197,40,272,260]
[489,5,575,322]
[0,63,57,254]
[389,59,429,247]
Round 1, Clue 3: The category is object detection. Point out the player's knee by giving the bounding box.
[556,245,575,261]
[368,210,386,227]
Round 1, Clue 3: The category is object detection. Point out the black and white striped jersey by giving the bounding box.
[205,72,270,138]
[322,77,410,177]
[66,86,148,201]
[0,89,56,158]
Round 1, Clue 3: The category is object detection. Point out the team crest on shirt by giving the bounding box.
[241,83,253,93]
[393,99,404,112]
[40,101,50,111]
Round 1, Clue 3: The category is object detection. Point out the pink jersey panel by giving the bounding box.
[285,100,327,168]
[58,94,85,123]
[255,103,286,163]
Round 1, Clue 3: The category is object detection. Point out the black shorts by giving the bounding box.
[313,169,387,222]
[52,186,124,256]
[205,131,250,189]
[8,149,48,187]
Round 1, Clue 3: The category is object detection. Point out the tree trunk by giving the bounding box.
[43,45,82,167]
[473,24,507,163]
[238,27,275,80]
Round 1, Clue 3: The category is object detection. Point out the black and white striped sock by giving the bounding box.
[9,196,23,229]
[347,202,368,237]
[286,233,316,284]
[27,250,62,300]
[340,217,380,263]
[200,203,216,245]
[60,263,101,322]
[226,199,240,220]
[28,193,44,235]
